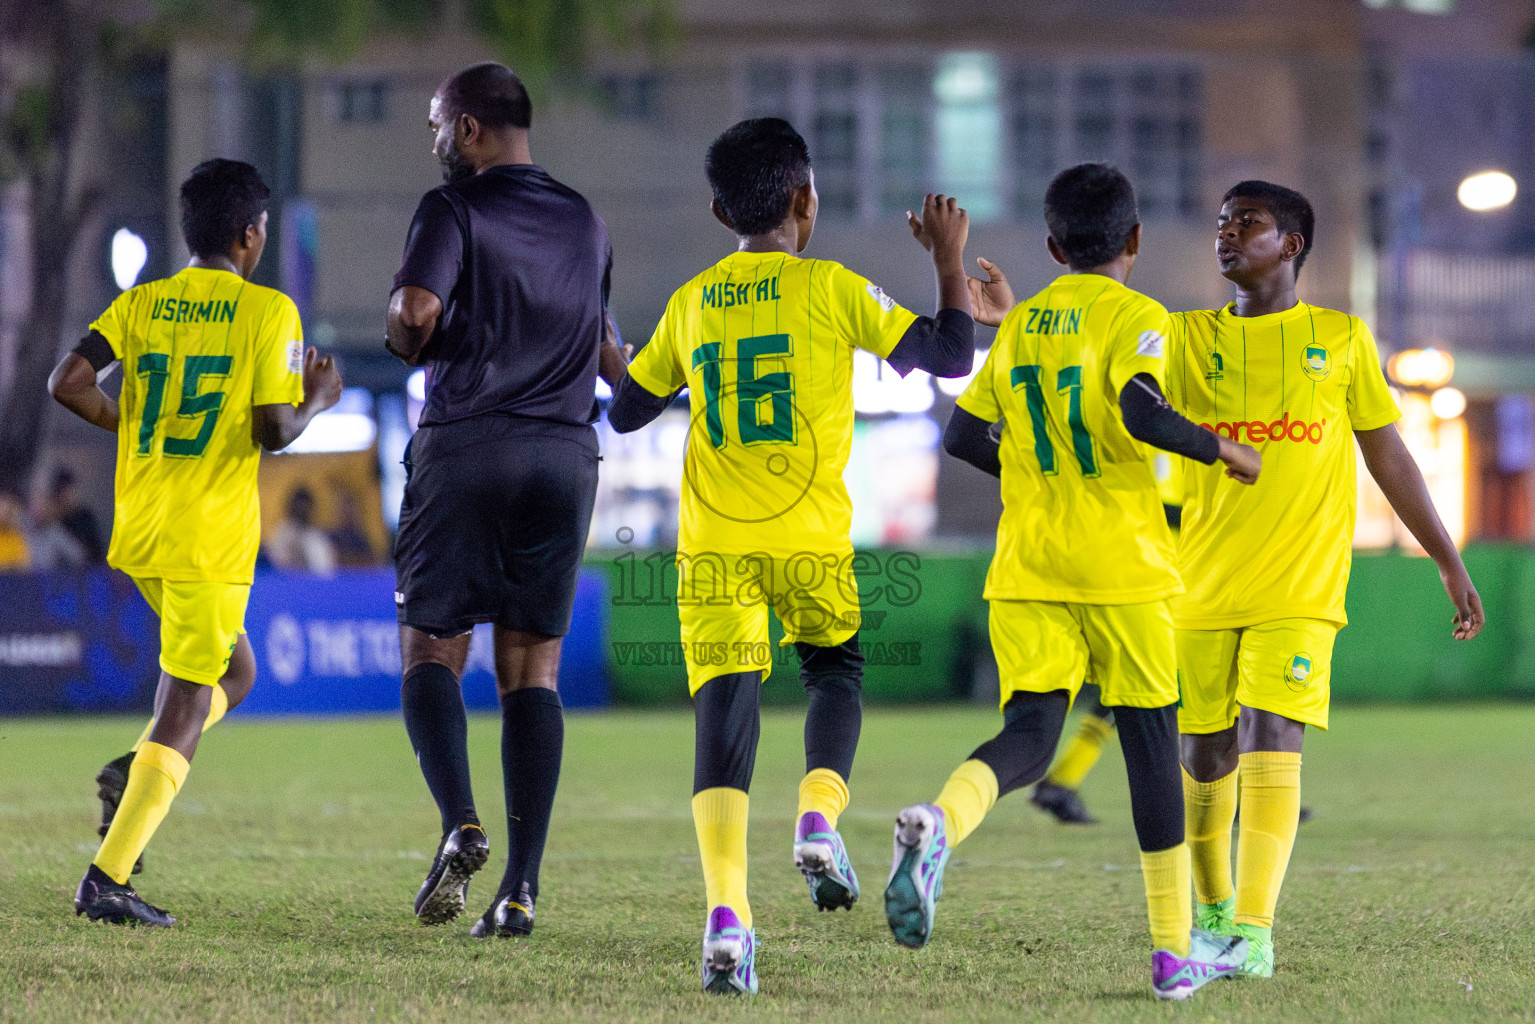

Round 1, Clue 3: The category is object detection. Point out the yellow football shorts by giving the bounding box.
[676,551,861,695]
[134,577,251,686]
[1176,618,1339,733]
[988,598,1178,710]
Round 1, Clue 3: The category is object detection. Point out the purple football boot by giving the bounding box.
[1151,929,1249,1000]
[701,905,758,995]
[883,803,951,948]
[793,811,861,911]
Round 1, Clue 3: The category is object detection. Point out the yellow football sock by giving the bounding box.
[1140,844,1193,957]
[93,741,190,884]
[692,787,751,929]
[130,683,229,753]
[933,759,999,847]
[1045,714,1114,790]
[203,683,229,731]
[797,767,850,829]
[1183,767,1238,907]
[1234,751,1302,928]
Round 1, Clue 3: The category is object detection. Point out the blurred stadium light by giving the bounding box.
[280,388,378,454]
[1458,170,1518,211]
[110,228,148,292]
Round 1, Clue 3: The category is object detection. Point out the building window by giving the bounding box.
[597,74,662,122]
[1010,67,1059,218]
[934,53,1002,221]
[879,66,931,216]
[739,55,1203,224]
[337,80,389,123]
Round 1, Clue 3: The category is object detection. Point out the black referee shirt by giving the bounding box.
[393,164,612,429]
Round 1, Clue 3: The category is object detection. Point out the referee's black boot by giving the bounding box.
[415,823,490,925]
[1030,780,1099,825]
[95,752,145,874]
[470,882,535,938]
[75,864,175,927]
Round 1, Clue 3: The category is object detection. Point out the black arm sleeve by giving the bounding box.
[607,374,675,434]
[886,308,976,378]
[1119,373,1220,464]
[72,331,117,372]
[942,406,1003,478]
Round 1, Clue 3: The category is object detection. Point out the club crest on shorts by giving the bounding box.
[1284,653,1313,691]
[1302,344,1331,381]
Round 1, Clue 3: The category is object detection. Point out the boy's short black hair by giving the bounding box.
[440,62,532,130]
[1043,163,1140,270]
[705,118,813,236]
[1222,180,1315,275]
[180,159,270,259]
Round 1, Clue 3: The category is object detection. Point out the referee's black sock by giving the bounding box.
[402,662,479,836]
[497,686,564,904]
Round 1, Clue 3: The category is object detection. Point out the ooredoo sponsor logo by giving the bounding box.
[1198,412,1326,445]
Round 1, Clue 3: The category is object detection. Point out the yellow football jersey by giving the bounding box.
[90,267,306,584]
[958,274,1181,604]
[627,250,917,557]
[1165,303,1400,629]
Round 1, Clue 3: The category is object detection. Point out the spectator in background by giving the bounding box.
[30,468,107,570]
[267,486,337,574]
[0,490,30,571]
[329,491,378,567]
[51,468,107,563]
[29,489,86,569]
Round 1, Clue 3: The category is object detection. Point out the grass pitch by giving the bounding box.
[2,704,1533,1023]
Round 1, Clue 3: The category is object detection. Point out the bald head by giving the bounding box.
[438,62,531,131]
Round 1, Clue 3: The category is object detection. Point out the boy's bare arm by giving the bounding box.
[1356,423,1484,640]
[252,347,343,451]
[49,349,119,433]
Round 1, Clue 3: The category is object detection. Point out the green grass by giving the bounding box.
[2,704,1534,1023]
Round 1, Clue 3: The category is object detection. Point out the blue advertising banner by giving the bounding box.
[0,568,609,716]
[0,570,159,715]
[236,568,609,714]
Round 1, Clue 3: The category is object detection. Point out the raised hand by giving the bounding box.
[907,193,969,263]
[967,257,1016,327]
[303,346,343,413]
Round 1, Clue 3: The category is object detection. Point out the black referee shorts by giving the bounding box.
[394,415,599,639]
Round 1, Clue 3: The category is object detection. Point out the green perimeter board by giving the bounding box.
[590,544,1535,705]
[587,550,989,704]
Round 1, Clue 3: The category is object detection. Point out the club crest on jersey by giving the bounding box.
[1205,351,1224,382]
[1302,344,1331,381]
[866,283,896,312]
[1284,653,1313,691]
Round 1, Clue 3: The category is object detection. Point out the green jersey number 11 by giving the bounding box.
[1010,362,1100,478]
